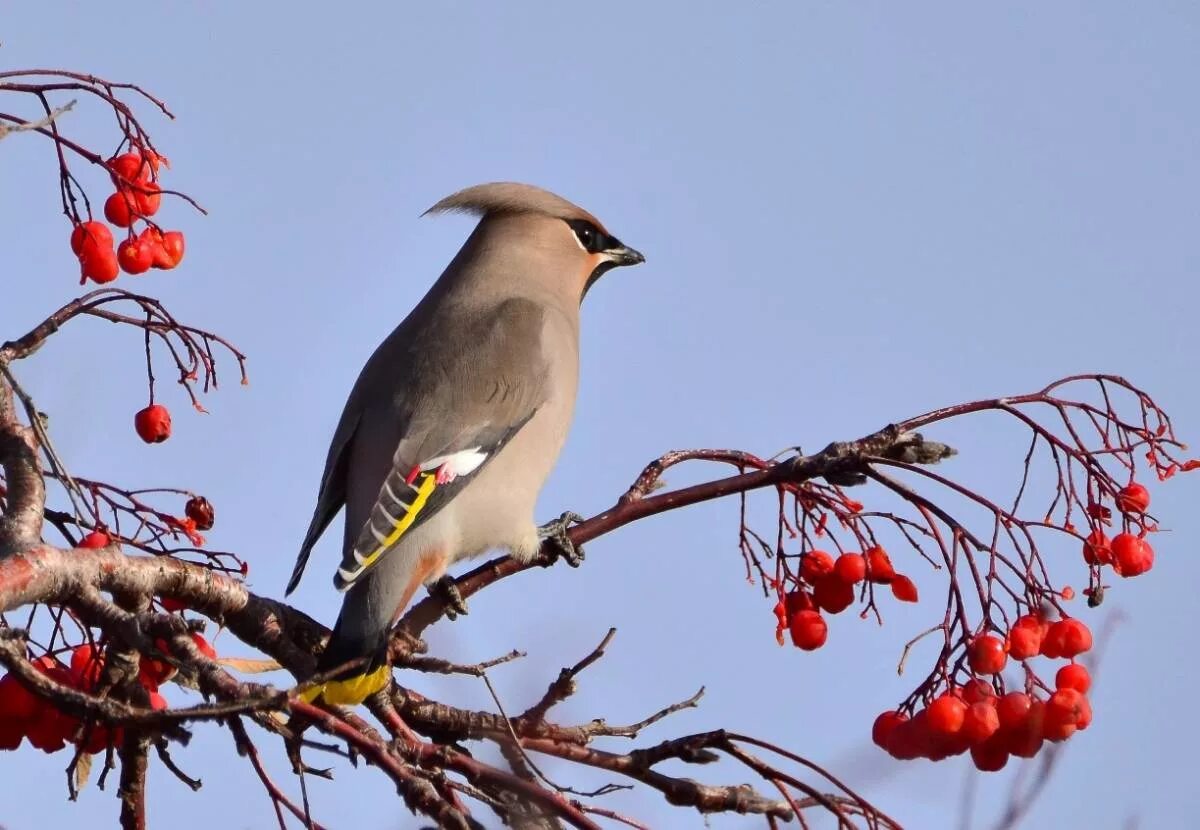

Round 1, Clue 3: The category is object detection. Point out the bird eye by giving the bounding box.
[567,219,603,253]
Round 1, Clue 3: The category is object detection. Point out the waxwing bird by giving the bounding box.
[287,182,645,705]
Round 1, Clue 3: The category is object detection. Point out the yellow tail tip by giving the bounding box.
[297,664,391,706]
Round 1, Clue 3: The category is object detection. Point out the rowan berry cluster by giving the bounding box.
[67,147,196,444]
[72,148,185,284]
[0,635,214,755]
[872,615,1094,771]
[772,545,918,650]
[1080,483,1156,579]
[73,492,217,556]
[771,449,1184,773]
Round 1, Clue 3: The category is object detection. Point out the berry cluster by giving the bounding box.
[773,546,918,650]
[73,492,217,556]
[0,634,210,754]
[1080,483,1155,579]
[0,628,218,753]
[768,458,1172,774]
[71,148,185,284]
[873,617,1094,772]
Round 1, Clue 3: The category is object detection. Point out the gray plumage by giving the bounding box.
[288,182,643,697]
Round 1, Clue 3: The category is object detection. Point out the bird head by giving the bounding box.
[425,182,645,301]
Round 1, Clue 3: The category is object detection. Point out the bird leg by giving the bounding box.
[537,511,585,567]
[428,575,469,619]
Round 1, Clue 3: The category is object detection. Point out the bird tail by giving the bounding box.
[298,606,391,706]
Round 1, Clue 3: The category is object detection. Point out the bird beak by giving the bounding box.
[603,243,645,267]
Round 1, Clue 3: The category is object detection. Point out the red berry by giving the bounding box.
[117,237,154,275]
[103,191,136,227]
[1111,532,1139,564]
[788,610,828,651]
[970,737,1010,772]
[961,679,996,705]
[1007,615,1045,660]
[890,574,918,603]
[160,230,186,267]
[812,574,855,614]
[26,714,68,753]
[134,404,172,444]
[70,221,113,257]
[160,596,187,612]
[109,152,150,183]
[1056,663,1091,694]
[1116,482,1150,514]
[1005,699,1045,758]
[872,711,906,749]
[800,550,835,584]
[833,552,866,584]
[1041,720,1076,743]
[1042,688,1085,742]
[1044,619,1092,659]
[78,530,110,549]
[80,246,119,284]
[865,546,896,583]
[996,692,1032,732]
[0,718,22,751]
[926,727,972,762]
[926,694,967,736]
[782,590,814,619]
[961,701,1000,745]
[138,638,176,689]
[184,495,215,531]
[25,658,77,753]
[1082,529,1113,566]
[69,644,104,691]
[1040,626,1064,659]
[1113,534,1154,577]
[968,634,1008,675]
[134,180,162,217]
[1075,696,1093,730]
[0,674,38,720]
[139,227,173,270]
[885,710,928,760]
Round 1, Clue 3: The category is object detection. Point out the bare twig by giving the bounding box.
[0,98,74,140]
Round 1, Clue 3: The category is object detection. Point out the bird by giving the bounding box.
[286,182,645,705]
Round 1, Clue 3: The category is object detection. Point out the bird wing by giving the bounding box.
[294,297,552,593]
[287,407,361,595]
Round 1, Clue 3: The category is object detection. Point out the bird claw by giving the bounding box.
[428,575,469,620]
[537,511,585,568]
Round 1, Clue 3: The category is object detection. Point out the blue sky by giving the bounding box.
[2,3,1198,828]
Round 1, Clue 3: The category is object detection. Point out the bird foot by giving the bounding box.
[428,575,469,620]
[537,511,585,568]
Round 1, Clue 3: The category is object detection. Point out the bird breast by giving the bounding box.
[450,310,579,561]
